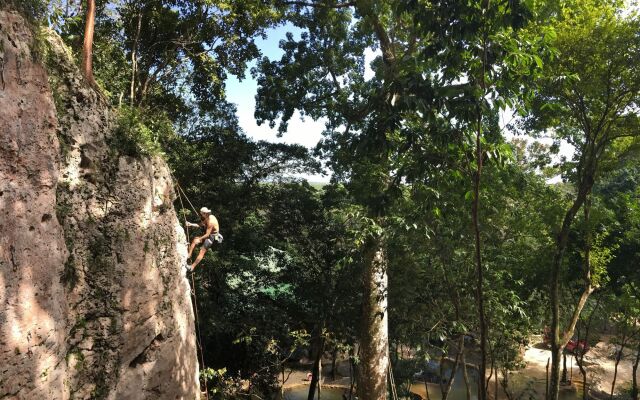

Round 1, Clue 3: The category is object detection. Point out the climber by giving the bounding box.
[185,206,222,273]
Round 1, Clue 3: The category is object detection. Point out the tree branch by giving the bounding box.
[560,285,594,348]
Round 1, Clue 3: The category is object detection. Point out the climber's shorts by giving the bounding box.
[203,233,223,249]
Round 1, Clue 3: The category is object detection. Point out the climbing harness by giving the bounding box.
[172,173,210,400]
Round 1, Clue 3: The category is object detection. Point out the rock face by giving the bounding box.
[0,9,199,399]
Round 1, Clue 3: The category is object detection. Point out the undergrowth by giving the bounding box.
[109,107,172,158]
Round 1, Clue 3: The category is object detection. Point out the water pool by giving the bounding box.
[283,385,349,400]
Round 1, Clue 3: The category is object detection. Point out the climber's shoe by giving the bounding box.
[184,263,192,275]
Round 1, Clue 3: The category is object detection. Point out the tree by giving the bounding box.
[525,2,640,398]
[119,0,281,109]
[57,0,285,120]
[255,2,548,398]
[608,286,639,399]
[400,3,551,397]
[81,0,96,84]
[254,2,424,397]
[594,150,640,399]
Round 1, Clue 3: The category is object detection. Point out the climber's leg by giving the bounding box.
[188,237,202,259]
[190,248,207,271]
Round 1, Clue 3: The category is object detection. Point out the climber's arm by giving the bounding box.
[185,221,206,244]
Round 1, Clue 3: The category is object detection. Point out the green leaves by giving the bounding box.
[110,106,171,157]
[526,0,640,161]
[465,190,475,202]
[533,54,543,69]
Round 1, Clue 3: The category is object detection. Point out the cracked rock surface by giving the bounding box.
[0,9,199,399]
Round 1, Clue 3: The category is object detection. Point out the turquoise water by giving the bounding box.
[410,374,583,400]
[283,386,348,400]
[409,361,584,400]
[410,361,479,400]
[283,381,581,400]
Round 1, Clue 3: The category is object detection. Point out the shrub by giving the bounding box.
[110,107,168,158]
[201,368,244,399]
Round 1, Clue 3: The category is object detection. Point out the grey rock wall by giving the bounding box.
[0,9,199,399]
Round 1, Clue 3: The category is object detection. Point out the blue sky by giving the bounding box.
[225,24,327,151]
[223,23,379,182]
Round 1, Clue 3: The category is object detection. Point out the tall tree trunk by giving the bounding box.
[331,347,337,382]
[550,346,563,400]
[348,7,393,399]
[308,333,325,400]
[473,23,490,397]
[500,368,516,400]
[486,340,495,396]
[440,337,464,400]
[632,340,640,400]
[581,195,593,400]
[439,356,447,398]
[82,0,96,85]
[546,357,550,400]
[130,8,142,106]
[494,365,498,400]
[356,236,389,400]
[473,105,488,400]
[574,290,600,400]
[610,333,627,399]
[576,353,587,400]
[461,342,471,400]
[349,348,356,400]
[549,186,595,400]
[281,365,286,397]
[318,356,322,399]
[425,375,432,400]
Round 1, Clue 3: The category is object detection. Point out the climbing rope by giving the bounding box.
[190,272,210,400]
[175,178,200,216]
[173,173,210,400]
[389,365,399,400]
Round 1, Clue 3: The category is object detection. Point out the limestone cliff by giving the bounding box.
[0,9,199,399]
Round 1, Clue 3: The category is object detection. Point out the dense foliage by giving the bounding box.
[10,0,640,399]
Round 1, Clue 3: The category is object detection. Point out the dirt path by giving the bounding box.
[282,338,637,399]
[493,337,637,399]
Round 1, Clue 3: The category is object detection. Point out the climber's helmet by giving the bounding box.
[200,207,211,217]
